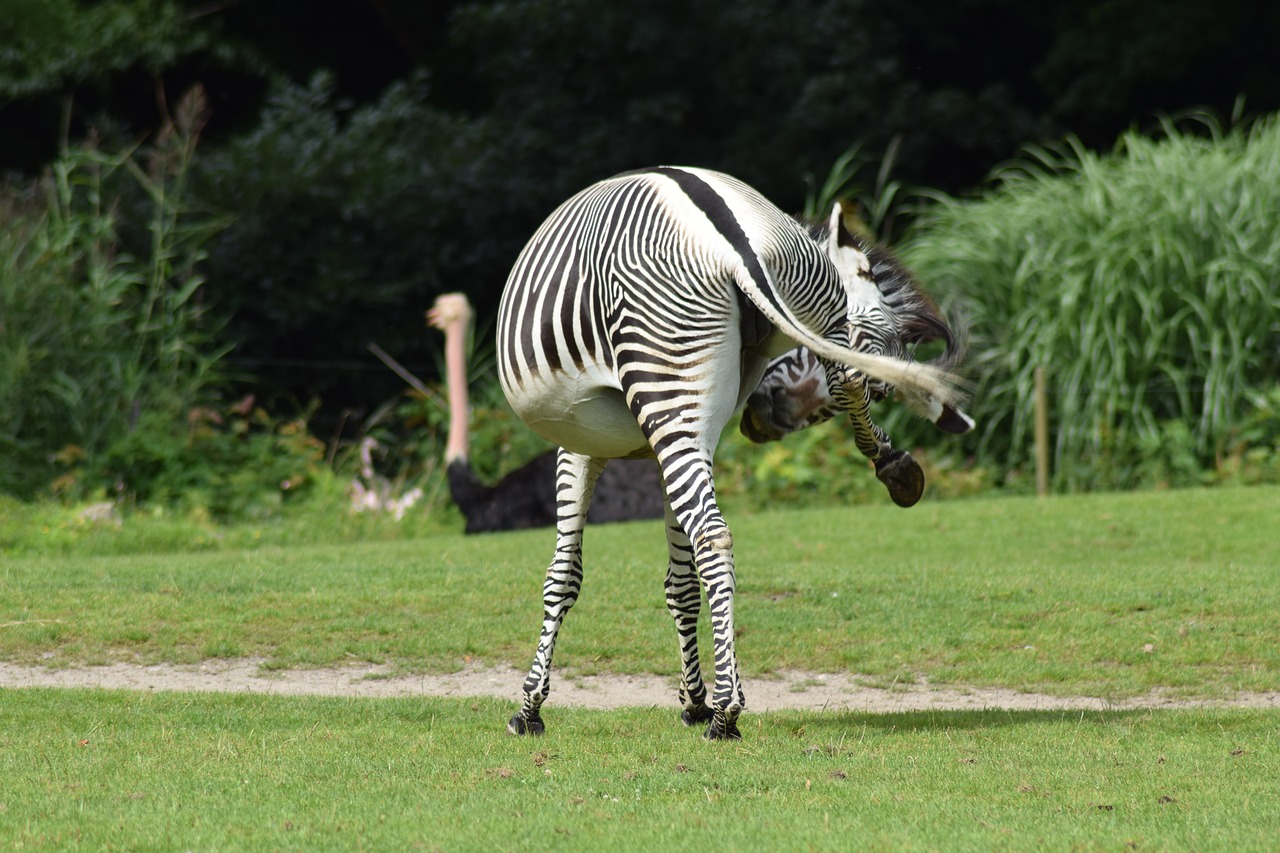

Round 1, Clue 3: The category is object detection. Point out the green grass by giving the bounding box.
[4,486,1279,849]
[3,689,1277,850]
[2,486,1278,699]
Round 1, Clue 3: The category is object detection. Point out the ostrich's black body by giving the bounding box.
[446,454,664,534]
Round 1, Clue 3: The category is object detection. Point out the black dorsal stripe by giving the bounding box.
[642,167,788,321]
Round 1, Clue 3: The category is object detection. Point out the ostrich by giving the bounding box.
[427,293,665,533]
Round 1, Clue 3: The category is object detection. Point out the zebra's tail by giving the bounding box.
[735,277,970,409]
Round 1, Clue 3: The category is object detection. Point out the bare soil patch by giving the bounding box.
[2,661,1277,713]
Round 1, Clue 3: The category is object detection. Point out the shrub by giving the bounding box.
[0,89,226,498]
[902,110,1280,491]
[1215,386,1280,486]
[92,396,338,521]
[190,72,507,415]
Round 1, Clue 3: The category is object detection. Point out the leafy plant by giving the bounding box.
[1215,386,1280,485]
[191,72,496,413]
[0,87,227,498]
[902,109,1280,491]
[802,136,919,243]
[96,396,338,521]
[0,0,209,99]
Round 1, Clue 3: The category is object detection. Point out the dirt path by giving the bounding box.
[3,661,1277,713]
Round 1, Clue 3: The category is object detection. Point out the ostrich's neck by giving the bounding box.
[444,320,470,463]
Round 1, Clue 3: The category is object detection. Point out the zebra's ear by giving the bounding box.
[828,202,860,249]
[827,202,872,281]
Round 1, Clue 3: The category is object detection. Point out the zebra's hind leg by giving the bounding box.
[507,450,604,737]
[661,451,745,741]
[663,497,713,728]
[694,512,744,741]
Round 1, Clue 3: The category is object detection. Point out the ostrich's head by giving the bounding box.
[427,293,473,333]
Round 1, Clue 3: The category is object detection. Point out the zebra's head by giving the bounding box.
[822,203,972,427]
[740,206,973,443]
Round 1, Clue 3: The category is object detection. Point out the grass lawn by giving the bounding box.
[2,486,1277,698]
[2,486,1278,849]
[4,689,1278,851]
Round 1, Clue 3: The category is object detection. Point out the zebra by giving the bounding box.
[740,238,975,495]
[742,230,967,499]
[741,344,973,505]
[496,166,969,740]
[741,344,974,446]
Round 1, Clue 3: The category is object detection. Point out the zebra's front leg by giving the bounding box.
[508,451,603,737]
[662,499,713,727]
[831,371,925,508]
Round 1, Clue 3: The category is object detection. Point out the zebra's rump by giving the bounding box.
[497,170,760,458]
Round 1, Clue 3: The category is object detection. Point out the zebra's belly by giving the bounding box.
[514,379,651,459]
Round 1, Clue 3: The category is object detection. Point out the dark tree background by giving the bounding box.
[4,0,1277,418]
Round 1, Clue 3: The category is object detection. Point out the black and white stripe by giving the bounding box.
[497,167,967,740]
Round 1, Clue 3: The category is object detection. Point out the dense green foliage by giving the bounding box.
[0,91,225,499]
[0,0,209,98]
[0,0,260,172]
[190,72,493,409]
[6,110,1280,512]
[3,0,1278,512]
[0,94,389,515]
[6,0,1277,415]
[903,113,1280,491]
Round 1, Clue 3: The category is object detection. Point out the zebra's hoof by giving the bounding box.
[703,715,743,741]
[681,705,714,727]
[875,450,924,508]
[507,713,545,736]
[706,706,747,742]
[739,410,772,443]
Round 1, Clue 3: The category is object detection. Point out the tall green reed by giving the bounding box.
[802,136,915,242]
[902,110,1280,491]
[0,88,227,498]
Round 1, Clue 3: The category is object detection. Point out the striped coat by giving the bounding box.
[497,167,967,739]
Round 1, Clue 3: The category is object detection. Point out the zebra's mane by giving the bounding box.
[802,218,967,371]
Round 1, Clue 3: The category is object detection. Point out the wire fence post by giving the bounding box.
[1034,366,1049,497]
